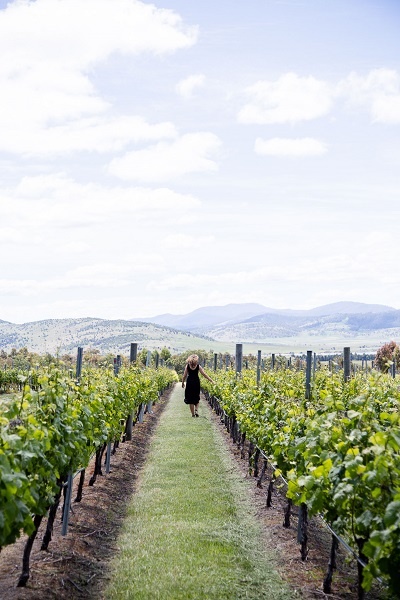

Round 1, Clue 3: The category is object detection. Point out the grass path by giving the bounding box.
[105,383,295,599]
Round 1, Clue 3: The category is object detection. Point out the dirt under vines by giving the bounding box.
[0,388,392,599]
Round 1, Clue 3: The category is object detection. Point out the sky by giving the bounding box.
[0,0,399,324]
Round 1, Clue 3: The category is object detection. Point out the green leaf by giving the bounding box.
[384,501,400,527]
[346,410,360,420]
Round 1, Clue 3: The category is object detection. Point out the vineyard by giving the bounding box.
[201,365,400,598]
[0,361,178,587]
[1,344,400,598]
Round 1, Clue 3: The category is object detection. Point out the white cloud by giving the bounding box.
[238,68,400,126]
[0,256,165,297]
[255,137,328,157]
[164,233,215,249]
[0,275,129,296]
[0,116,177,156]
[0,174,202,232]
[0,0,197,69]
[0,228,23,244]
[176,74,206,99]
[338,69,400,124]
[0,0,197,155]
[108,133,222,182]
[148,235,399,298]
[238,73,333,124]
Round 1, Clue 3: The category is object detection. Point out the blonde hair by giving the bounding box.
[186,354,199,365]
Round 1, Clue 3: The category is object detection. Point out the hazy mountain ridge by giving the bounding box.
[204,309,400,342]
[135,302,398,334]
[1,302,399,355]
[134,303,269,330]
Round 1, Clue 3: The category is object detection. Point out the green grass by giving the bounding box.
[105,384,295,599]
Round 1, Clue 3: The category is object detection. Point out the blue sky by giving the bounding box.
[0,0,399,323]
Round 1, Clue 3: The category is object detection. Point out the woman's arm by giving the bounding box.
[182,365,188,388]
[199,365,215,384]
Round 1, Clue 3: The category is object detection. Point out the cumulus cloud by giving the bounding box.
[0,0,197,155]
[176,74,205,98]
[108,133,222,182]
[0,116,177,156]
[0,0,196,68]
[255,137,328,157]
[238,73,333,124]
[238,69,400,127]
[0,174,202,232]
[338,68,400,124]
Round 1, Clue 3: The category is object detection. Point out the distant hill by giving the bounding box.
[0,317,216,355]
[295,301,396,317]
[135,301,397,333]
[1,302,399,356]
[134,303,269,331]
[205,309,400,342]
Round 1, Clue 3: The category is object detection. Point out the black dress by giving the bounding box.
[184,364,200,405]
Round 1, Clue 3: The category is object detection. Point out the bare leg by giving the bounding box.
[194,402,199,416]
[190,404,195,416]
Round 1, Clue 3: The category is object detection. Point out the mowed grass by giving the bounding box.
[105,384,295,600]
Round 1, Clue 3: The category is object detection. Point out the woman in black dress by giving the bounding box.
[182,354,214,417]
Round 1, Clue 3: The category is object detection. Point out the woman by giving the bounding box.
[182,354,214,417]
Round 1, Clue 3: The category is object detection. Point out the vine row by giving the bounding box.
[0,364,178,585]
[202,368,400,598]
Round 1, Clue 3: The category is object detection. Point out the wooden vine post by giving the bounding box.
[257,350,261,385]
[125,342,138,441]
[76,346,83,383]
[297,503,309,560]
[344,347,351,381]
[130,342,138,363]
[113,356,120,376]
[146,350,151,367]
[235,343,243,375]
[225,354,230,370]
[61,472,73,536]
[323,534,339,593]
[305,350,312,400]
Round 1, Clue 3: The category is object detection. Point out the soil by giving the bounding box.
[0,387,392,600]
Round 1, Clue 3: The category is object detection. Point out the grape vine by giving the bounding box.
[202,368,400,597]
[0,364,177,585]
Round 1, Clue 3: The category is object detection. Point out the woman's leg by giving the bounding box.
[189,404,195,416]
[194,402,199,416]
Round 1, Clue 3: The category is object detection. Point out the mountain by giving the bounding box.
[135,301,396,332]
[299,301,395,317]
[1,302,398,356]
[134,303,270,331]
[204,308,400,343]
[0,317,216,355]
[133,301,400,349]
